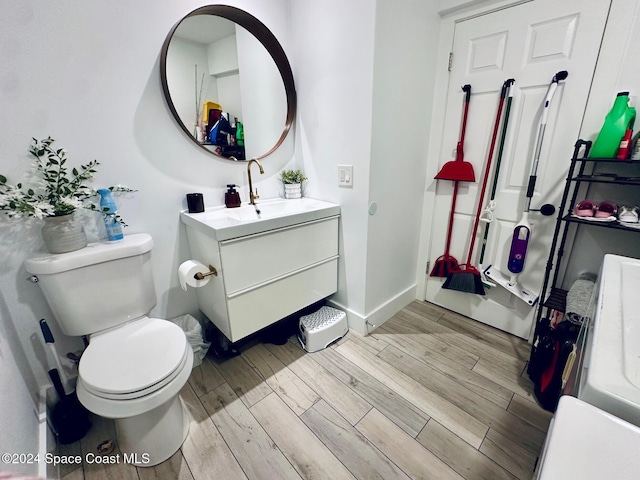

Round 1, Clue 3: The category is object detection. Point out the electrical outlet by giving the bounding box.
[338,165,353,187]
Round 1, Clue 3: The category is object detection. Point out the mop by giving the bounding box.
[478,79,515,288]
[484,70,569,305]
[443,80,509,295]
[431,84,475,277]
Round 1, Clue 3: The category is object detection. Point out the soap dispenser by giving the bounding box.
[225,184,241,208]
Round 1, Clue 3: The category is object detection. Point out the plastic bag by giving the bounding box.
[169,314,210,367]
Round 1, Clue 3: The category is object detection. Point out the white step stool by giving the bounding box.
[297,306,348,353]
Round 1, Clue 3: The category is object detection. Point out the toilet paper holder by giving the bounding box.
[194,265,218,280]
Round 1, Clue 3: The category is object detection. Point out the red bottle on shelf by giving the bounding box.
[617,128,633,159]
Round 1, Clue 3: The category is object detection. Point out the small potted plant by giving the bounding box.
[279,169,307,199]
[0,137,134,253]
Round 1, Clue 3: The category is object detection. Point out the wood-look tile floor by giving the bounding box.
[57,301,552,480]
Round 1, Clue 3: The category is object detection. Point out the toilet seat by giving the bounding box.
[79,317,189,400]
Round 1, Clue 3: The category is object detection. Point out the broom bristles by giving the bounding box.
[442,264,486,295]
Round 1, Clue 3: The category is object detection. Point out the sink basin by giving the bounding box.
[580,254,640,427]
[181,197,340,241]
[223,198,325,222]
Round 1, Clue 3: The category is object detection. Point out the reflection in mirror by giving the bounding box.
[161,6,296,161]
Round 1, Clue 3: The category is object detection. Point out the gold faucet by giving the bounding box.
[247,158,264,205]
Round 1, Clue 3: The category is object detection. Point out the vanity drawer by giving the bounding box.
[219,216,338,294]
[226,257,338,342]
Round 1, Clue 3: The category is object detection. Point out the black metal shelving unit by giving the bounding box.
[531,138,640,348]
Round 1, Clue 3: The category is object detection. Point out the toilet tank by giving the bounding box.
[24,233,157,336]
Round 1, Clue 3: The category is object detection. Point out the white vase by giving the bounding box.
[41,212,88,254]
[194,123,204,142]
[284,183,302,199]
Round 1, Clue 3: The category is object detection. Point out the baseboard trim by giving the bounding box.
[328,285,416,336]
[326,300,366,335]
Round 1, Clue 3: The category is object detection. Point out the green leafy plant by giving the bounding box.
[279,169,308,184]
[0,137,135,224]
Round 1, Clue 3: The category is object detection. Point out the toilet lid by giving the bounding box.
[79,317,189,397]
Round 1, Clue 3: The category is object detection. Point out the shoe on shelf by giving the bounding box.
[595,200,618,219]
[574,199,596,217]
[618,205,640,223]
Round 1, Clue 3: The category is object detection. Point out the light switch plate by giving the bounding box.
[338,165,353,187]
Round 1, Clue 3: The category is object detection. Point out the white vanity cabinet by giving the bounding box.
[181,199,340,342]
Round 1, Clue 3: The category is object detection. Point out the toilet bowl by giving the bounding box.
[24,234,193,467]
[76,316,193,466]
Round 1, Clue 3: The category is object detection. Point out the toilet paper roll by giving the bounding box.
[178,260,211,291]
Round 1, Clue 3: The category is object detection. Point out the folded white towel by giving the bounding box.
[565,272,597,325]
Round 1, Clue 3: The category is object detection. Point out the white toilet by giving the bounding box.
[25,233,193,467]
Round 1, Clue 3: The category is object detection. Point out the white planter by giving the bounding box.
[284,183,302,199]
[41,212,87,254]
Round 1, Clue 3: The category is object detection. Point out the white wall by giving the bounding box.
[208,34,239,75]
[291,0,441,333]
[236,25,289,159]
[364,0,440,326]
[167,36,212,129]
[0,0,292,468]
[290,0,375,331]
[208,34,243,129]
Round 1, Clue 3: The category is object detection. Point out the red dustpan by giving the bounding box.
[434,85,476,182]
[431,84,475,277]
[434,146,476,181]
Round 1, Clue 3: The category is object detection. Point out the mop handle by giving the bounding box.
[457,84,472,161]
[479,79,515,265]
[444,181,459,256]
[524,73,565,212]
[523,124,545,211]
[467,82,508,264]
[488,79,515,203]
[445,85,472,256]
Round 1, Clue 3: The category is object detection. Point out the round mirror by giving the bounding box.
[160,5,296,161]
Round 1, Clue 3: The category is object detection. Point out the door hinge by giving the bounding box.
[448,52,453,72]
[425,261,430,274]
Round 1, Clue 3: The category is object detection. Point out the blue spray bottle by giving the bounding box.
[98,188,124,241]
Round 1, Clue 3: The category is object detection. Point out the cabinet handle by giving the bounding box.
[220,215,340,245]
[226,255,339,299]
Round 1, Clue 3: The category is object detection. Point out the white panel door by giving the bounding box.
[425,0,611,339]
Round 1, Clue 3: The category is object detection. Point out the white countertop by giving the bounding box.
[180,197,341,241]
